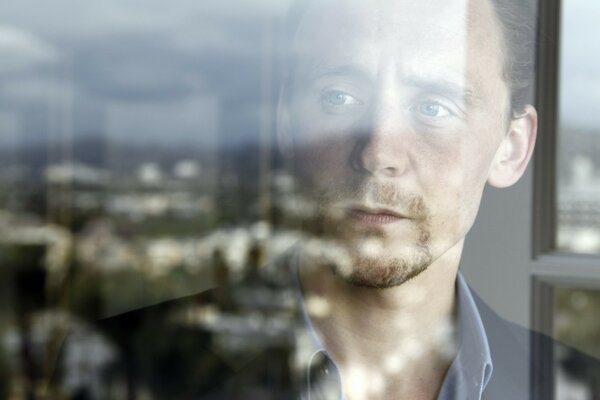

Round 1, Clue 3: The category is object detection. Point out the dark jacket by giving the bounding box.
[53,274,598,399]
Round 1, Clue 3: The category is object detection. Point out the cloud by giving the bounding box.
[0,76,69,107]
[0,0,291,39]
[106,95,220,147]
[1,0,286,103]
[0,25,57,74]
[72,32,206,102]
[0,0,291,147]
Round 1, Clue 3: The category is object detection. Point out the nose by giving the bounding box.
[350,103,410,178]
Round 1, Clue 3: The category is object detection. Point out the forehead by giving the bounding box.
[291,0,505,92]
[296,0,476,41]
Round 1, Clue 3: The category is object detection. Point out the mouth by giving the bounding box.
[347,206,407,225]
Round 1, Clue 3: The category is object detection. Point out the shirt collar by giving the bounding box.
[292,258,493,400]
[292,253,342,400]
[438,272,493,400]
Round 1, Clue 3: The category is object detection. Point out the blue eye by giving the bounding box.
[413,101,453,118]
[321,90,362,107]
[414,101,452,118]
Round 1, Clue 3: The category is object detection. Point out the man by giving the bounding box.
[274,0,537,398]
[53,0,586,398]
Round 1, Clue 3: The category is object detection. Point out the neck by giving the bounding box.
[299,241,463,399]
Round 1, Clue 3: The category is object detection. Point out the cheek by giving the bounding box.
[293,134,353,186]
[417,113,504,187]
[425,180,485,250]
[417,135,501,237]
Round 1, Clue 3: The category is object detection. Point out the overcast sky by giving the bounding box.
[0,0,598,153]
[559,0,600,131]
[0,0,291,150]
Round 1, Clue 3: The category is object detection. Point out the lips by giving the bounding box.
[347,207,406,225]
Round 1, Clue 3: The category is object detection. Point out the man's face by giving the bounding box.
[284,0,512,287]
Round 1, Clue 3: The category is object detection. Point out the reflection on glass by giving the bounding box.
[556,0,600,254]
[0,0,293,397]
[554,287,600,399]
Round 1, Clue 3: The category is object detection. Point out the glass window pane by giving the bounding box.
[0,0,290,396]
[556,0,600,254]
[554,287,600,399]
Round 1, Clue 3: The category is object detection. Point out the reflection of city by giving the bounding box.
[1,135,600,398]
[557,128,600,253]
[0,145,319,398]
[2,141,599,398]
[1,131,600,398]
[554,288,600,400]
[555,128,600,399]
[0,7,598,394]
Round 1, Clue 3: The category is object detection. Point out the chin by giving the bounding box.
[331,249,434,289]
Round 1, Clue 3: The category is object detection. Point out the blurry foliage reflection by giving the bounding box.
[555,288,600,359]
[0,153,330,398]
[554,287,600,396]
[0,0,297,395]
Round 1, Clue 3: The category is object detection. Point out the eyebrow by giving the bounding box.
[400,76,482,107]
[296,63,483,107]
[295,63,372,85]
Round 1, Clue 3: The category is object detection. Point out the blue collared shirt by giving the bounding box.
[294,269,493,400]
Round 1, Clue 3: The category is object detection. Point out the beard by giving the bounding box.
[335,241,433,288]
[298,176,434,289]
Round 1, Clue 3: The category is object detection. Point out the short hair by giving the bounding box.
[283,0,537,115]
[488,0,537,115]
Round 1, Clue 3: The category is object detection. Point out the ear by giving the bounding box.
[276,85,294,160]
[487,105,538,188]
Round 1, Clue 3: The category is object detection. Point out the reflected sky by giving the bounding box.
[560,0,600,131]
[1,0,599,154]
[0,0,292,149]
